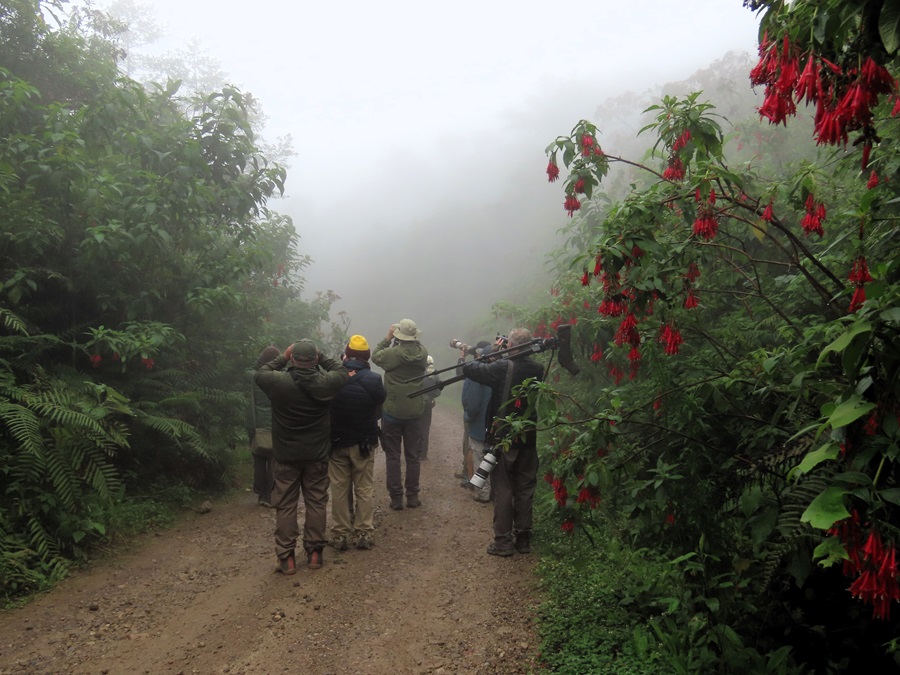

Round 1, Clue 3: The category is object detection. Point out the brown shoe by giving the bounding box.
[406,495,421,508]
[355,535,374,550]
[389,496,404,510]
[278,552,297,575]
[307,549,323,569]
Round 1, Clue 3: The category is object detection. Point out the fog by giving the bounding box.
[99,0,762,366]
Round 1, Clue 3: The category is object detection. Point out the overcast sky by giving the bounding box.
[100,0,763,361]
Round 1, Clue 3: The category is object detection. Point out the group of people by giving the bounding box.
[246,318,545,574]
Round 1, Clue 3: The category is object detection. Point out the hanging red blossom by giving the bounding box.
[867,170,879,189]
[801,194,826,237]
[141,357,155,370]
[576,486,602,509]
[683,289,699,309]
[564,194,581,216]
[90,354,102,368]
[590,344,603,363]
[574,178,586,193]
[658,323,683,355]
[580,270,590,286]
[672,129,691,151]
[663,157,684,181]
[685,262,701,282]
[593,255,603,276]
[546,160,560,182]
[762,201,774,222]
[560,518,575,534]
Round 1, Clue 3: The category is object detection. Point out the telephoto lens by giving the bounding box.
[469,450,498,489]
[449,339,474,355]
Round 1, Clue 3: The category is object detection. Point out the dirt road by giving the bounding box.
[0,406,542,674]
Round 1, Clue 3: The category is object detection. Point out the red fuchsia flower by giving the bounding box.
[685,262,701,282]
[762,201,774,222]
[546,160,560,183]
[849,286,867,313]
[580,134,595,156]
[672,129,692,151]
[580,270,590,286]
[593,255,603,276]
[663,157,684,181]
[893,94,900,117]
[628,346,641,363]
[864,412,878,436]
[564,194,581,216]
[600,271,620,294]
[552,478,568,507]
[598,297,626,317]
[561,518,575,534]
[658,323,683,355]
[795,53,821,104]
[608,364,624,385]
[576,486,602,509]
[683,288,699,309]
[801,194,825,237]
[867,170,879,189]
[591,344,603,363]
[574,178,586,193]
[653,397,662,413]
[543,471,554,484]
[665,512,676,527]
[849,256,874,285]
[614,313,639,347]
[631,245,644,259]
[692,208,719,240]
[90,354,102,368]
[141,357,155,370]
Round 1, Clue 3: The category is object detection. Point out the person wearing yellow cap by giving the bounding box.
[329,335,386,551]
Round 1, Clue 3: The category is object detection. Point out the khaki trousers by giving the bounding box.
[272,458,329,559]
[328,444,375,539]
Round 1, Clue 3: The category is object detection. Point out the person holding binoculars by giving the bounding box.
[461,328,544,557]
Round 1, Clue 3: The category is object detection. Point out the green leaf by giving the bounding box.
[813,536,849,568]
[789,442,839,480]
[801,487,850,530]
[827,396,876,430]
[816,321,871,368]
[878,488,900,507]
[879,0,900,54]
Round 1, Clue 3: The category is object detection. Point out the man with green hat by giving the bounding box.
[372,319,429,510]
[254,339,353,575]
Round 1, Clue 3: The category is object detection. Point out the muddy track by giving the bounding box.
[0,406,542,674]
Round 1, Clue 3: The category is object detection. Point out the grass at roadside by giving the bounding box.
[532,520,676,674]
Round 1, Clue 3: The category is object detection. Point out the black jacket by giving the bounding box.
[330,358,387,449]
[461,355,544,449]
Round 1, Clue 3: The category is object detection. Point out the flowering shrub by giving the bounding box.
[526,1,900,668]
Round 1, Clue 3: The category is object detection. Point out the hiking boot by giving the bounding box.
[406,495,421,508]
[307,549,323,569]
[355,535,374,550]
[330,536,349,551]
[486,542,514,557]
[258,497,273,508]
[389,496,404,511]
[278,551,297,575]
[515,532,532,554]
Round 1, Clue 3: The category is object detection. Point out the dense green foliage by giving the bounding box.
[0,1,341,596]
[522,1,900,671]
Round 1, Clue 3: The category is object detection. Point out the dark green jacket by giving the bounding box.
[253,354,350,463]
[371,338,429,420]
